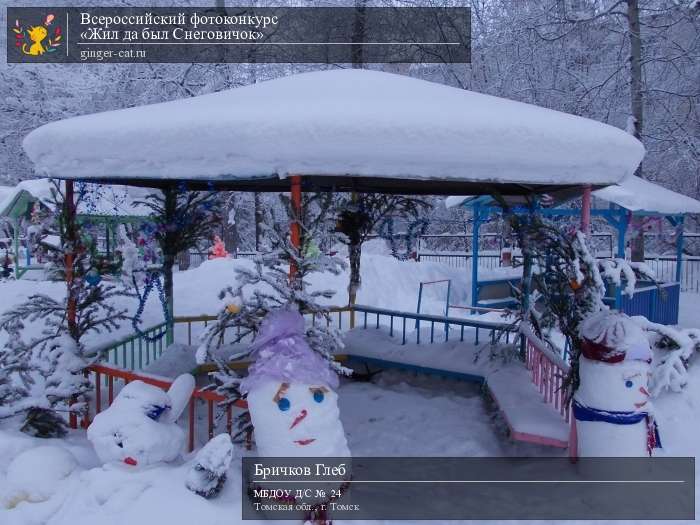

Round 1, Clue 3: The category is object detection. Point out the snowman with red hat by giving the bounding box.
[573,310,662,457]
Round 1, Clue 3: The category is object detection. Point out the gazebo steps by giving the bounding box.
[486,365,569,448]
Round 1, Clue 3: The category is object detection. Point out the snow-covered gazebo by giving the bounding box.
[448,175,700,324]
[21,68,644,337]
[17,68,651,456]
[0,178,150,278]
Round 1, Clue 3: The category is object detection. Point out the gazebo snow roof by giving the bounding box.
[446,176,700,216]
[23,69,643,196]
[592,175,700,215]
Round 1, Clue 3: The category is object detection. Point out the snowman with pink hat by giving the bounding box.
[241,308,350,525]
[573,310,662,457]
[240,307,350,458]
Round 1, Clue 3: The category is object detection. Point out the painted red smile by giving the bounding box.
[294,439,316,446]
[124,456,138,466]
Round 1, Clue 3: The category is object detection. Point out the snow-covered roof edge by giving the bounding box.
[446,177,700,216]
[592,176,700,215]
[22,69,644,191]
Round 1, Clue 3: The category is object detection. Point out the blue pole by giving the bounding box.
[616,212,628,310]
[471,205,480,309]
[675,216,685,284]
[415,282,423,331]
[471,207,481,345]
[444,279,451,340]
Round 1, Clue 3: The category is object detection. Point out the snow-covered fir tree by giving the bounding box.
[0,180,131,436]
[334,193,430,308]
[136,186,221,325]
[196,193,351,443]
[507,210,656,394]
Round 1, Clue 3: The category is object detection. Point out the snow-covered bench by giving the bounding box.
[474,277,520,309]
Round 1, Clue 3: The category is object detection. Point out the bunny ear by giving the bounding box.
[165,374,195,422]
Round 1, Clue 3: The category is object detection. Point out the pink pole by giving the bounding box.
[569,417,578,462]
[581,185,592,235]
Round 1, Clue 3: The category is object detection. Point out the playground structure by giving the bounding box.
[449,178,700,325]
[22,69,645,453]
[0,178,150,279]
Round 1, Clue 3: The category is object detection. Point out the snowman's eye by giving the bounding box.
[277,397,290,411]
[625,380,634,388]
[313,390,325,403]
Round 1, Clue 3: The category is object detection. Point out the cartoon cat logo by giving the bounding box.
[13,14,62,57]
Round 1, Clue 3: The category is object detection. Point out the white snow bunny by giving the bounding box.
[87,374,195,467]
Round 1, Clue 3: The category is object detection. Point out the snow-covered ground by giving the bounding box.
[0,252,699,524]
[0,369,554,525]
[1,364,698,525]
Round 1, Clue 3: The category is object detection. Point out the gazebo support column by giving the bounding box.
[670,215,685,284]
[615,211,629,310]
[163,185,177,346]
[65,180,78,339]
[581,185,592,235]
[470,204,481,310]
[12,217,19,280]
[289,175,302,288]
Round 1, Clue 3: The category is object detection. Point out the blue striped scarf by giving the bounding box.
[573,400,661,456]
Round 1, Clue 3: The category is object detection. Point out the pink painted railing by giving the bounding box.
[71,363,248,452]
[522,326,571,423]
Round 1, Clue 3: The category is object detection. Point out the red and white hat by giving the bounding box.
[580,310,652,363]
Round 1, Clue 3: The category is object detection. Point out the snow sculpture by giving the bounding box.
[3,446,78,508]
[186,433,234,499]
[574,311,661,457]
[87,374,195,467]
[240,308,350,458]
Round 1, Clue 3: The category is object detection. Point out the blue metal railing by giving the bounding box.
[99,322,168,370]
[351,304,517,346]
[98,305,518,374]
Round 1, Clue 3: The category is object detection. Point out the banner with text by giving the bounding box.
[242,456,694,520]
[7,7,471,64]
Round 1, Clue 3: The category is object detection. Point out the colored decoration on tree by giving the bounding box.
[378,217,429,261]
[574,310,661,457]
[85,268,102,287]
[87,374,195,467]
[208,235,229,259]
[131,271,171,342]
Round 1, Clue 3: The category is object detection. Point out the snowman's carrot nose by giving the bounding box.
[124,457,138,466]
[639,387,649,396]
[290,409,308,430]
